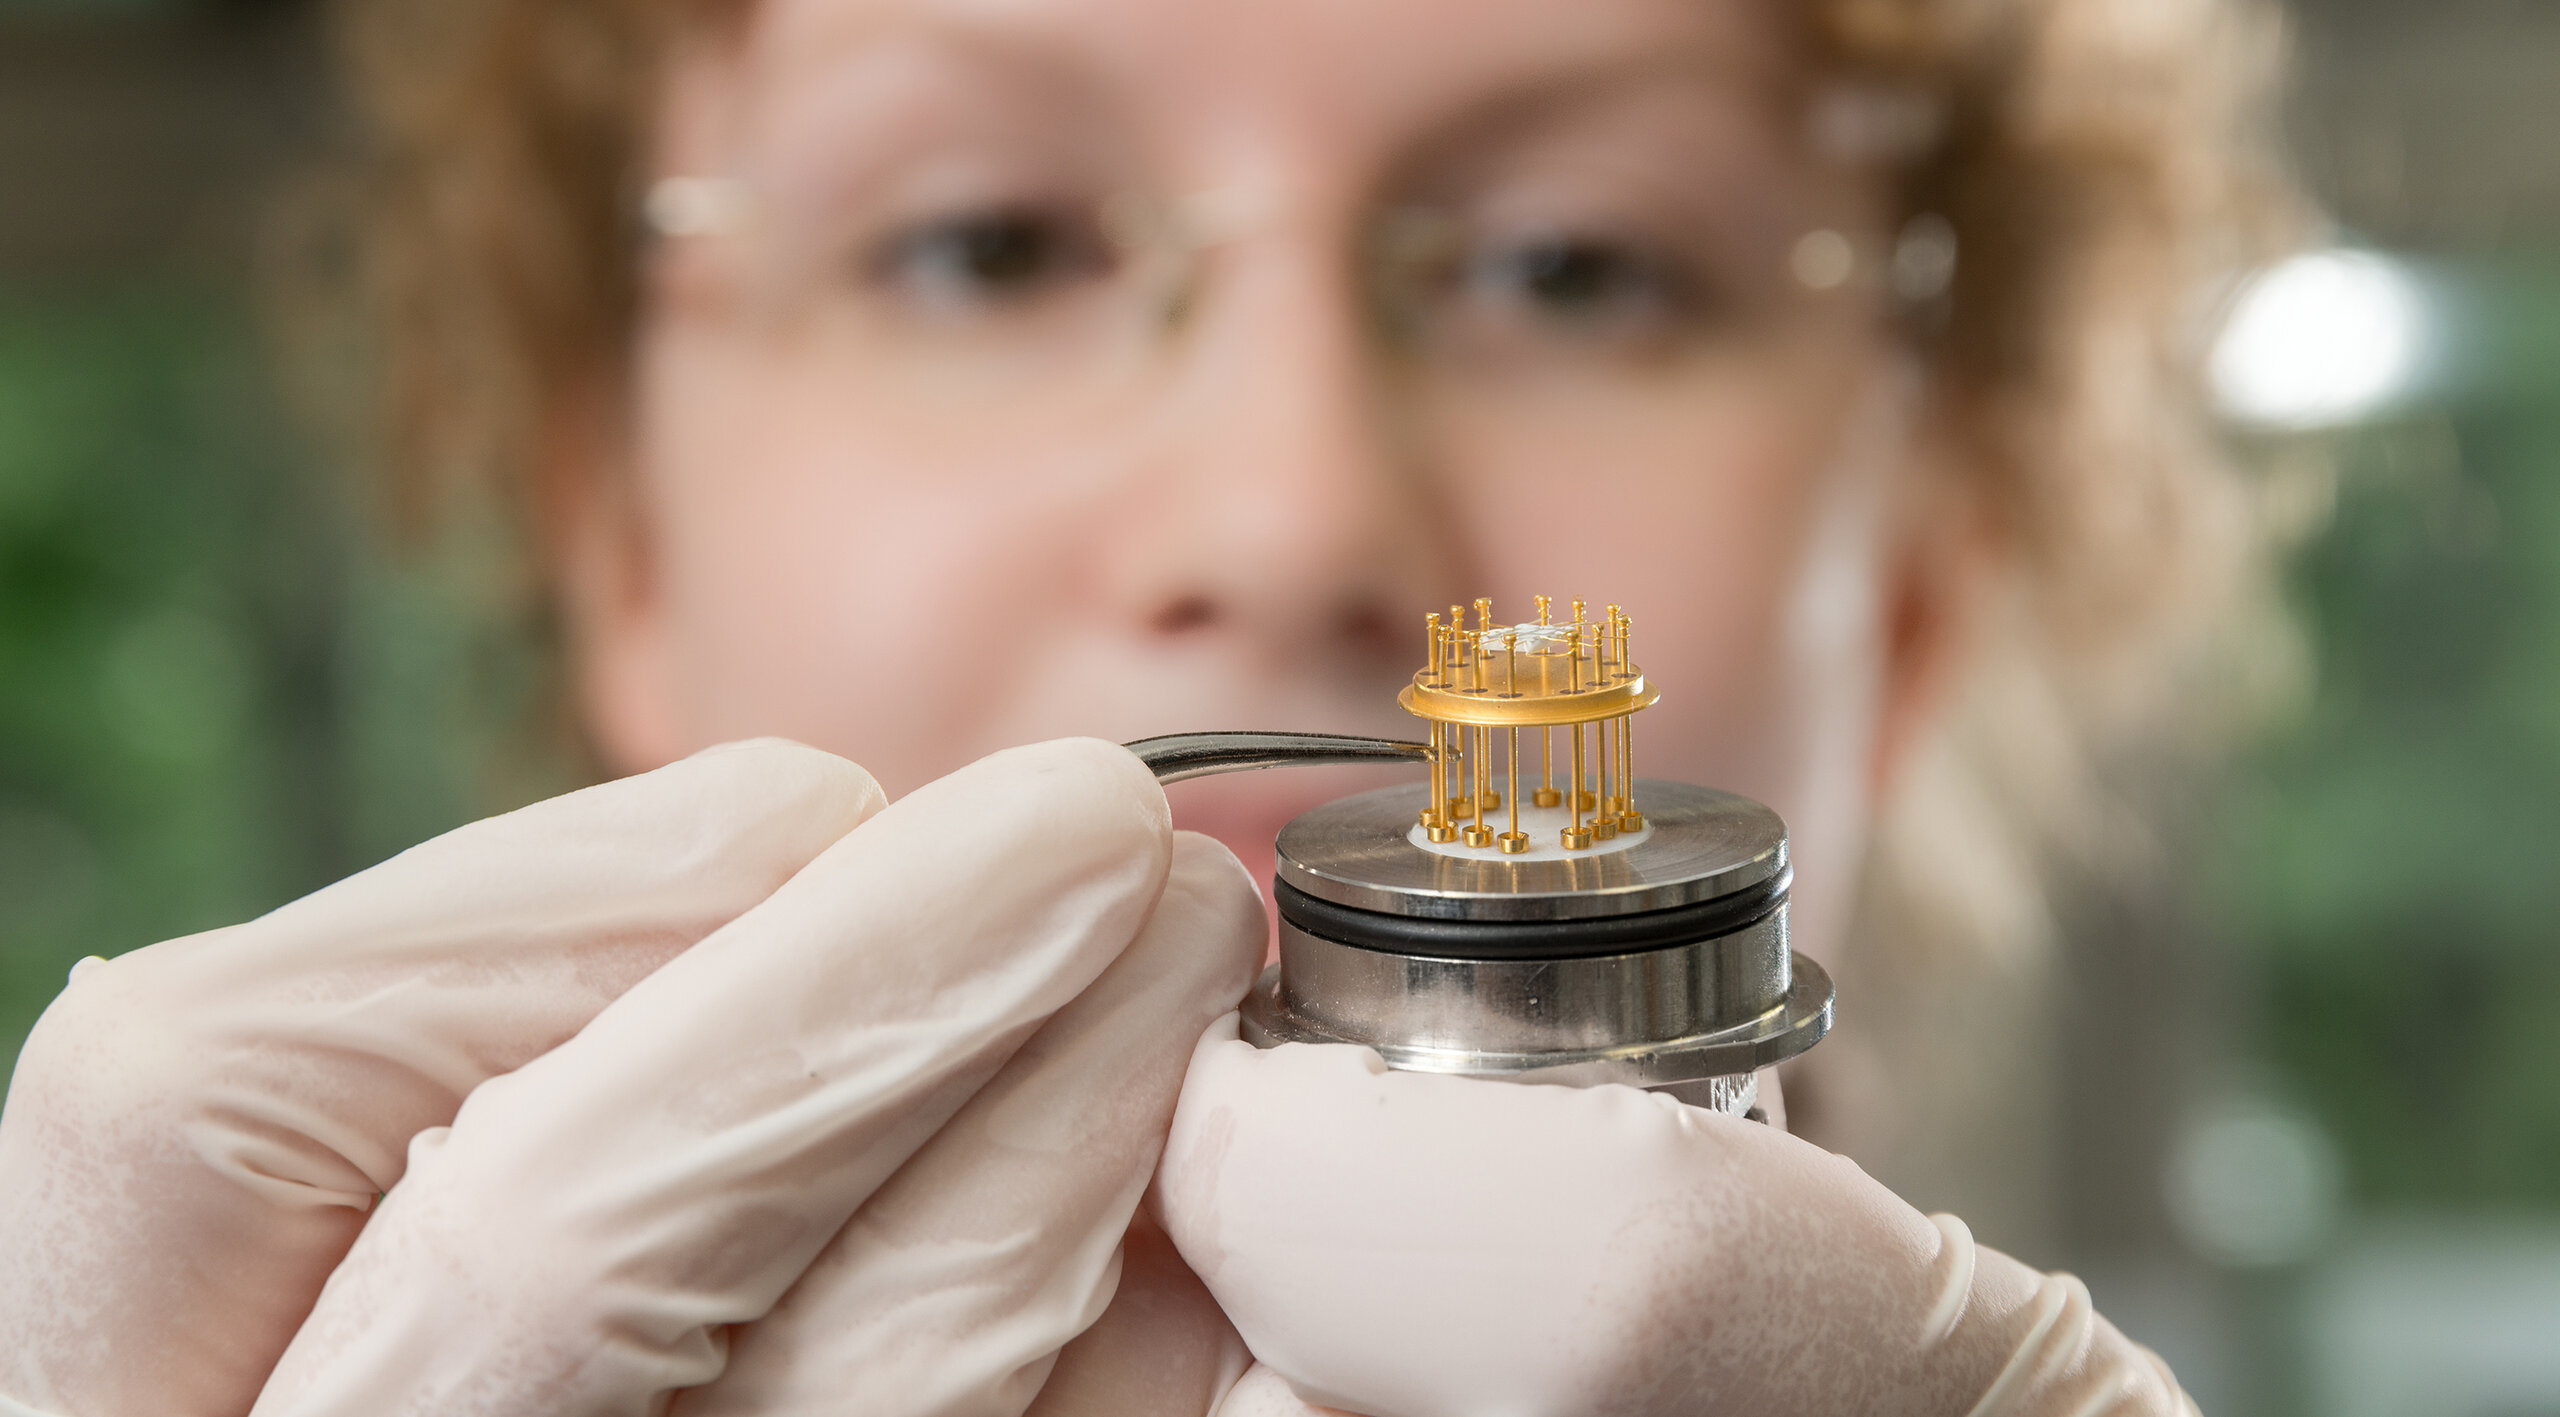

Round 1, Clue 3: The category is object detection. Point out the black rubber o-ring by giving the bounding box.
[1273,869,1789,962]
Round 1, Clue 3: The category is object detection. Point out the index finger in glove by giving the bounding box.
[0,739,880,1417]
[1160,1032,2194,1417]
[679,832,1265,1417]
[251,738,1178,1417]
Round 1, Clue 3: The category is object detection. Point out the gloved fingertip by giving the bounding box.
[683,734,811,761]
[1007,734,1173,823]
[1166,828,1250,882]
[948,737,1173,853]
[680,736,888,811]
[1163,832,1269,985]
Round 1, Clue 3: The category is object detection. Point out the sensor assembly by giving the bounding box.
[1128,597,1832,1117]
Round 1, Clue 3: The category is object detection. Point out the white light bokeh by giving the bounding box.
[1789,229,1856,292]
[2211,249,2428,428]
[2166,1089,2345,1268]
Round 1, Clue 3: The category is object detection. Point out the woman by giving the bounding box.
[0,0,2285,1411]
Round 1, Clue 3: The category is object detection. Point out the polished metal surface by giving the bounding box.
[1125,731,1429,784]
[1239,934,1832,1088]
[1125,730,1827,1111]
[1276,781,1787,921]
[1274,908,1792,1053]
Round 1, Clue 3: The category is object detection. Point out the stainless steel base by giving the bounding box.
[1243,778,1832,1117]
[1238,927,1833,1112]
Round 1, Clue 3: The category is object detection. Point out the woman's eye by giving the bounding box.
[870,208,1111,309]
[1464,235,1690,332]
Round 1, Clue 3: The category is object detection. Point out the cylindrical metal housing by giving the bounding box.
[1240,780,1832,1115]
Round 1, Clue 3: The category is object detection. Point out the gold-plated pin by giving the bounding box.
[1462,724,1494,847]
[1486,631,1519,815]
[1591,716,1618,839]
[1617,712,1644,831]
[1597,618,1617,818]
[1499,724,1529,853]
[1624,613,1640,824]
[1574,652,1600,812]
[1423,721,1455,839]
[1421,716,1441,828]
[1447,717,1473,821]
[1446,704,1472,822]
[1448,706,1473,822]
[1535,725,1560,808]
[1600,700,1622,818]
[1562,721,1593,850]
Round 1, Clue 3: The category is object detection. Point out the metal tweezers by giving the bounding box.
[1124,731,1429,783]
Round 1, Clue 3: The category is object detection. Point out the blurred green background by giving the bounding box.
[2,1,2556,1412]
[0,4,575,1061]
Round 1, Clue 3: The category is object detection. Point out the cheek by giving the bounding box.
[629,331,1110,795]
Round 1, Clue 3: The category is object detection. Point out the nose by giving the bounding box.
[1091,228,1459,686]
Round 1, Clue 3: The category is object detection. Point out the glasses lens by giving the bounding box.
[650,181,1881,469]
[654,188,1184,457]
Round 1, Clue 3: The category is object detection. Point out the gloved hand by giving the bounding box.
[1141,1023,2197,1417]
[0,737,1265,1417]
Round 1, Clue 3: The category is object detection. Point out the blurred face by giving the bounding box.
[570,0,1971,958]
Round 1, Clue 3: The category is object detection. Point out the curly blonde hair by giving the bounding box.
[324,0,2299,1222]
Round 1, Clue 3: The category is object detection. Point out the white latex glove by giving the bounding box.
[0,737,1265,1417]
[1153,1023,2198,1417]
